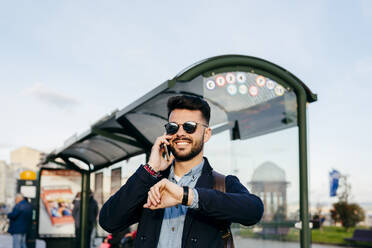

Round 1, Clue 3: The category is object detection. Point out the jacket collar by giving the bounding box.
[195,157,213,188]
[161,156,213,179]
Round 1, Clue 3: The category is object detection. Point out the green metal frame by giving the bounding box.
[80,171,90,248]
[173,55,316,248]
[174,54,317,102]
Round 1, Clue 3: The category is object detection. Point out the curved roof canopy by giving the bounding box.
[43,55,317,172]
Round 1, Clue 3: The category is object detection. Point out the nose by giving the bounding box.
[175,124,188,135]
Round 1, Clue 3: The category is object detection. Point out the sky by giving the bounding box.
[1,1,372,205]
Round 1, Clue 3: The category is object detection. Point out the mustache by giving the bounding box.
[173,137,192,142]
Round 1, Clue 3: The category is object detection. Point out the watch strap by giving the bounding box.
[182,186,189,205]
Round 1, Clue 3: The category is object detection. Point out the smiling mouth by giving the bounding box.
[173,139,192,147]
[176,141,189,144]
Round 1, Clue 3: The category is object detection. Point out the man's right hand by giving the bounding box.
[147,134,174,172]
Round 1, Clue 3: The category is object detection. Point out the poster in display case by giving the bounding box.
[38,169,81,237]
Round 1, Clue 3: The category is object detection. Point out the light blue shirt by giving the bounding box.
[157,159,204,248]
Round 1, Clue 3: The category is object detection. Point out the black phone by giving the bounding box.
[162,144,171,161]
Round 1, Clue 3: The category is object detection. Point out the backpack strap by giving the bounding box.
[212,171,235,248]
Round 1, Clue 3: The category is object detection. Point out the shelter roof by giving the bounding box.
[43,55,317,172]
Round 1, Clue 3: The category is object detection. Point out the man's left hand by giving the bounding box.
[143,179,193,209]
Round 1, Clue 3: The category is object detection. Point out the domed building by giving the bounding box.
[249,161,289,221]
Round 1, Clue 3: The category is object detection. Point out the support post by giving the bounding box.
[80,171,90,248]
[298,92,310,248]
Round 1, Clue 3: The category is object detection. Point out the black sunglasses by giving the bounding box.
[164,121,208,135]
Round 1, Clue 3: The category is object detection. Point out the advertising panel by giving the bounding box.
[38,169,81,237]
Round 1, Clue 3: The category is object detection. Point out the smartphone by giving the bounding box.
[162,144,170,161]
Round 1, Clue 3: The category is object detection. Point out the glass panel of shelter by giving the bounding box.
[190,71,300,246]
[84,136,131,159]
[205,127,300,246]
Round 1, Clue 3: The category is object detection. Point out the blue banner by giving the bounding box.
[329,169,341,197]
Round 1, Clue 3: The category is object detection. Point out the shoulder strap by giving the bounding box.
[212,170,226,193]
[212,171,235,248]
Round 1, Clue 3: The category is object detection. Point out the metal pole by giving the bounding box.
[298,92,311,248]
[80,171,90,248]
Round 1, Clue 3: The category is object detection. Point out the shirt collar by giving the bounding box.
[170,159,205,179]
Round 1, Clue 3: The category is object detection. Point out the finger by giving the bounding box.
[153,180,167,197]
[158,183,167,198]
[159,134,171,144]
[149,200,165,210]
[160,137,170,146]
[153,136,166,150]
[168,154,175,165]
[155,186,161,202]
[148,191,158,206]
[160,133,171,144]
[159,179,168,190]
[163,132,173,139]
[143,196,151,208]
[150,187,160,203]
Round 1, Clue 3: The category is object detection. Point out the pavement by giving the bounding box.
[0,234,104,248]
[0,233,358,248]
[234,236,357,248]
[0,234,46,248]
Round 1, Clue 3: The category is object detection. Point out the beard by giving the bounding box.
[170,134,204,162]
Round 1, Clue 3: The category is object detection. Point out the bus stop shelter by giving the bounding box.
[40,54,317,248]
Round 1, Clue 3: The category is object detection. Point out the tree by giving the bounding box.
[330,201,365,230]
[330,174,365,230]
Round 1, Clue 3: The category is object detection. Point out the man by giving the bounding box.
[7,194,33,248]
[72,192,81,248]
[99,95,263,247]
[88,192,99,248]
[72,191,98,248]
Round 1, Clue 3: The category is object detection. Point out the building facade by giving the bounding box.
[249,161,289,221]
[0,160,16,206]
[0,147,42,207]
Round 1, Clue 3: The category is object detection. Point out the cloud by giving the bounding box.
[22,83,80,109]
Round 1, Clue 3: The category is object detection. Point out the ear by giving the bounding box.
[203,127,212,143]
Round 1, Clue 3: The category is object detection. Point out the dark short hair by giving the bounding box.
[167,95,211,124]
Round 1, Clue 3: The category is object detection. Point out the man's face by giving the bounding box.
[168,109,210,161]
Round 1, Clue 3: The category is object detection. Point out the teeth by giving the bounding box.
[177,142,188,145]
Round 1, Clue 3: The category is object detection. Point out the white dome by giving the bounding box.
[251,161,286,182]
